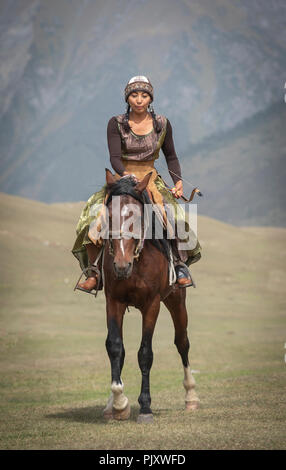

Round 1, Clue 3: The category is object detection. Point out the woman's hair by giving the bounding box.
[122,103,131,132]
[122,103,162,134]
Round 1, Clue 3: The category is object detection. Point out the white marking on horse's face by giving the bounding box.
[120,239,125,257]
[121,205,129,217]
[121,203,142,240]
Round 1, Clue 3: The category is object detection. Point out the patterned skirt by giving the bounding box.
[71,161,202,271]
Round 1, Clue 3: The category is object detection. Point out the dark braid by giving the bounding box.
[122,103,131,132]
[149,104,161,133]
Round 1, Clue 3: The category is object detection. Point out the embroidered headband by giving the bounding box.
[124,76,154,103]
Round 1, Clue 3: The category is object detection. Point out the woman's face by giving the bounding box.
[128,91,151,114]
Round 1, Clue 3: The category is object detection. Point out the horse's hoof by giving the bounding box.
[112,402,131,421]
[137,413,154,424]
[185,400,200,411]
[103,409,113,420]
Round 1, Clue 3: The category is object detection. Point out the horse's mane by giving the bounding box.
[106,177,170,261]
[106,177,144,206]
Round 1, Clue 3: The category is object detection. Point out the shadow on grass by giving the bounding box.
[45,406,162,424]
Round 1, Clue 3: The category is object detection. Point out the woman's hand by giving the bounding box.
[122,171,138,182]
[171,180,183,199]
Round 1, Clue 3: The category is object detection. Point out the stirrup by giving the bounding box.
[74,265,102,297]
[175,264,196,289]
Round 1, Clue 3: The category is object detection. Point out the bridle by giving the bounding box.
[107,229,145,260]
[106,196,148,261]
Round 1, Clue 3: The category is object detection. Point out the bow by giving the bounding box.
[159,176,203,203]
[175,187,203,202]
[154,162,203,203]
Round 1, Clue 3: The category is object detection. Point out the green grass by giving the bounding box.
[0,192,285,449]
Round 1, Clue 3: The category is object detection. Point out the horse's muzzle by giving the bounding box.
[113,262,133,280]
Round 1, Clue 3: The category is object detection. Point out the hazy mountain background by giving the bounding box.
[0,0,285,226]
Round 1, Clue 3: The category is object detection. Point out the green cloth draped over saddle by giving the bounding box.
[71,174,201,272]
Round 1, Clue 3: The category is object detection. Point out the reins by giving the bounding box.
[108,230,145,260]
[106,185,148,261]
[106,190,175,285]
[154,160,203,202]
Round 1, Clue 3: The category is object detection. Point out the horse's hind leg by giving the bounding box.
[163,288,200,411]
[104,298,130,420]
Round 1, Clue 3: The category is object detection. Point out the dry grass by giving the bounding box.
[0,192,285,449]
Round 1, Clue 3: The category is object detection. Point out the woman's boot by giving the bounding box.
[77,243,102,293]
[175,263,194,288]
[171,240,194,288]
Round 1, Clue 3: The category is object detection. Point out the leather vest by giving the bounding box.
[115,114,167,162]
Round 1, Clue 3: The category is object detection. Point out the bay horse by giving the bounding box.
[101,169,199,423]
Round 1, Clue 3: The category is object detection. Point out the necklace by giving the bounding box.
[129,111,151,125]
[129,113,152,135]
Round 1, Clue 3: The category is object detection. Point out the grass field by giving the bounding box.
[0,192,285,450]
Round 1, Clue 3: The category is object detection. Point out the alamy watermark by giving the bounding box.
[88,197,198,251]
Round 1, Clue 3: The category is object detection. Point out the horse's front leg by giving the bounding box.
[137,295,161,423]
[104,297,130,420]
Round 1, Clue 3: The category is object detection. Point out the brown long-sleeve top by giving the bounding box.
[107,116,182,184]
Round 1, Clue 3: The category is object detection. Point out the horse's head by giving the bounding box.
[105,169,152,280]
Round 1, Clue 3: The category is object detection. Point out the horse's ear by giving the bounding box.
[105,168,116,186]
[134,171,153,194]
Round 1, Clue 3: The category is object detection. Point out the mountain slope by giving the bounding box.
[0,0,285,226]
[178,101,286,226]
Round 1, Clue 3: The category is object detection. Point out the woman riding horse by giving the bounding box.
[72,76,201,292]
